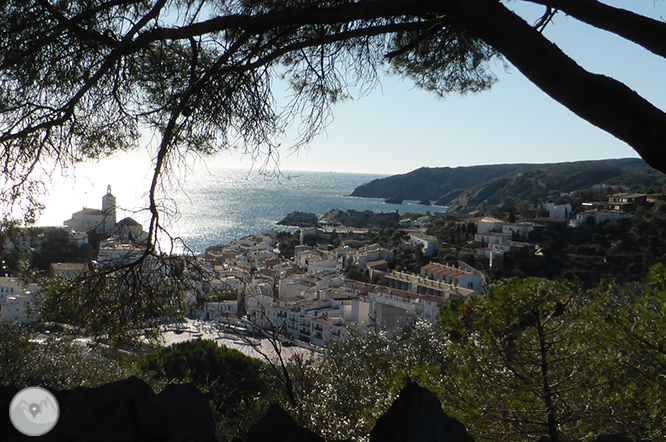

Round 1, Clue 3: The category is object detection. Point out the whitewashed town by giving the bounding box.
[1,184,651,348]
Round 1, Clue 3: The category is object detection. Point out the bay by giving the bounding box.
[169,167,446,254]
[37,164,446,255]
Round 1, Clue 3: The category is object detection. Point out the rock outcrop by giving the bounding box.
[245,404,327,442]
[1,378,641,442]
[370,382,474,442]
[1,377,216,442]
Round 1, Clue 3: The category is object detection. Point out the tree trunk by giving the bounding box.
[536,314,558,441]
[454,0,666,174]
[526,0,666,59]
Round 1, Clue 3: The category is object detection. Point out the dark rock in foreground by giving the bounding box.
[1,378,642,442]
[370,382,474,442]
[1,377,216,442]
[246,403,327,442]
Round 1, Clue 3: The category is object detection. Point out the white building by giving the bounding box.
[474,231,513,246]
[193,300,238,321]
[409,233,441,257]
[307,256,341,274]
[352,282,448,333]
[279,274,317,299]
[97,241,145,267]
[467,216,505,234]
[64,186,117,234]
[353,244,394,268]
[544,203,572,219]
[419,262,484,293]
[0,277,21,304]
[502,222,536,240]
[0,279,41,324]
[568,211,632,228]
[263,297,351,346]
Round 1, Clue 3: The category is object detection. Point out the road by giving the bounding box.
[159,319,320,362]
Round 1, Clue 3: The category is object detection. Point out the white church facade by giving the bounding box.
[64,186,117,234]
[63,186,147,244]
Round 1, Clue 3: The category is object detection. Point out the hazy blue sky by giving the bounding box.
[90,1,666,176]
[253,0,666,174]
[37,1,666,225]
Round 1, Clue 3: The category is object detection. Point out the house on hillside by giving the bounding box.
[409,233,441,257]
[467,216,505,233]
[474,231,512,246]
[502,222,537,240]
[0,277,41,324]
[420,262,484,293]
[568,211,632,228]
[543,203,572,219]
[51,262,89,279]
[608,193,647,213]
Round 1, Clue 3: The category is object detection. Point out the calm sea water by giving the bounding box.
[169,167,445,254]
[39,165,445,255]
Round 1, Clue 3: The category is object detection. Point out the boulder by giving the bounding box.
[245,403,326,442]
[369,382,474,442]
[1,377,216,442]
[1,385,20,440]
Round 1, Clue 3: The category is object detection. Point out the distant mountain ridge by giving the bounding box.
[350,159,665,212]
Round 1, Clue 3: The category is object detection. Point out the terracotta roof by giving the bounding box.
[421,263,470,279]
[51,262,88,271]
[466,216,504,223]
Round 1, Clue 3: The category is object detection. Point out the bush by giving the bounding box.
[137,339,267,439]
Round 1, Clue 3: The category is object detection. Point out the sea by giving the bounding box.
[38,166,446,255]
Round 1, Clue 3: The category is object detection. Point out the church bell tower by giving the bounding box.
[102,185,117,233]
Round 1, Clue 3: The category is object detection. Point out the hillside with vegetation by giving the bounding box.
[350,159,665,210]
[278,209,400,229]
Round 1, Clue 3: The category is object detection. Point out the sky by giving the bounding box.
[32,0,666,224]
[102,0,666,176]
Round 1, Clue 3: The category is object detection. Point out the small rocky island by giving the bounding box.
[276,211,319,227]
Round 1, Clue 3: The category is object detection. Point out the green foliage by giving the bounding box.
[367,228,410,250]
[38,268,186,345]
[494,201,666,286]
[586,267,666,440]
[277,211,319,227]
[389,26,497,96]
[437,271,666,442]
[343,265,367,282]
[283,322,449,441]
[332,210,400,229]
[204,289,237,302]
[0,321,131,389]
[275,230,301,259]
[439,278,600,442]
[137,339,267,439]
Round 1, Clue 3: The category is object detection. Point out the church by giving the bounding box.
[64,185,117,234]
[64,186,147,243]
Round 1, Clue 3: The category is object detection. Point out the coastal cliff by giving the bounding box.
[350,158,665,212]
